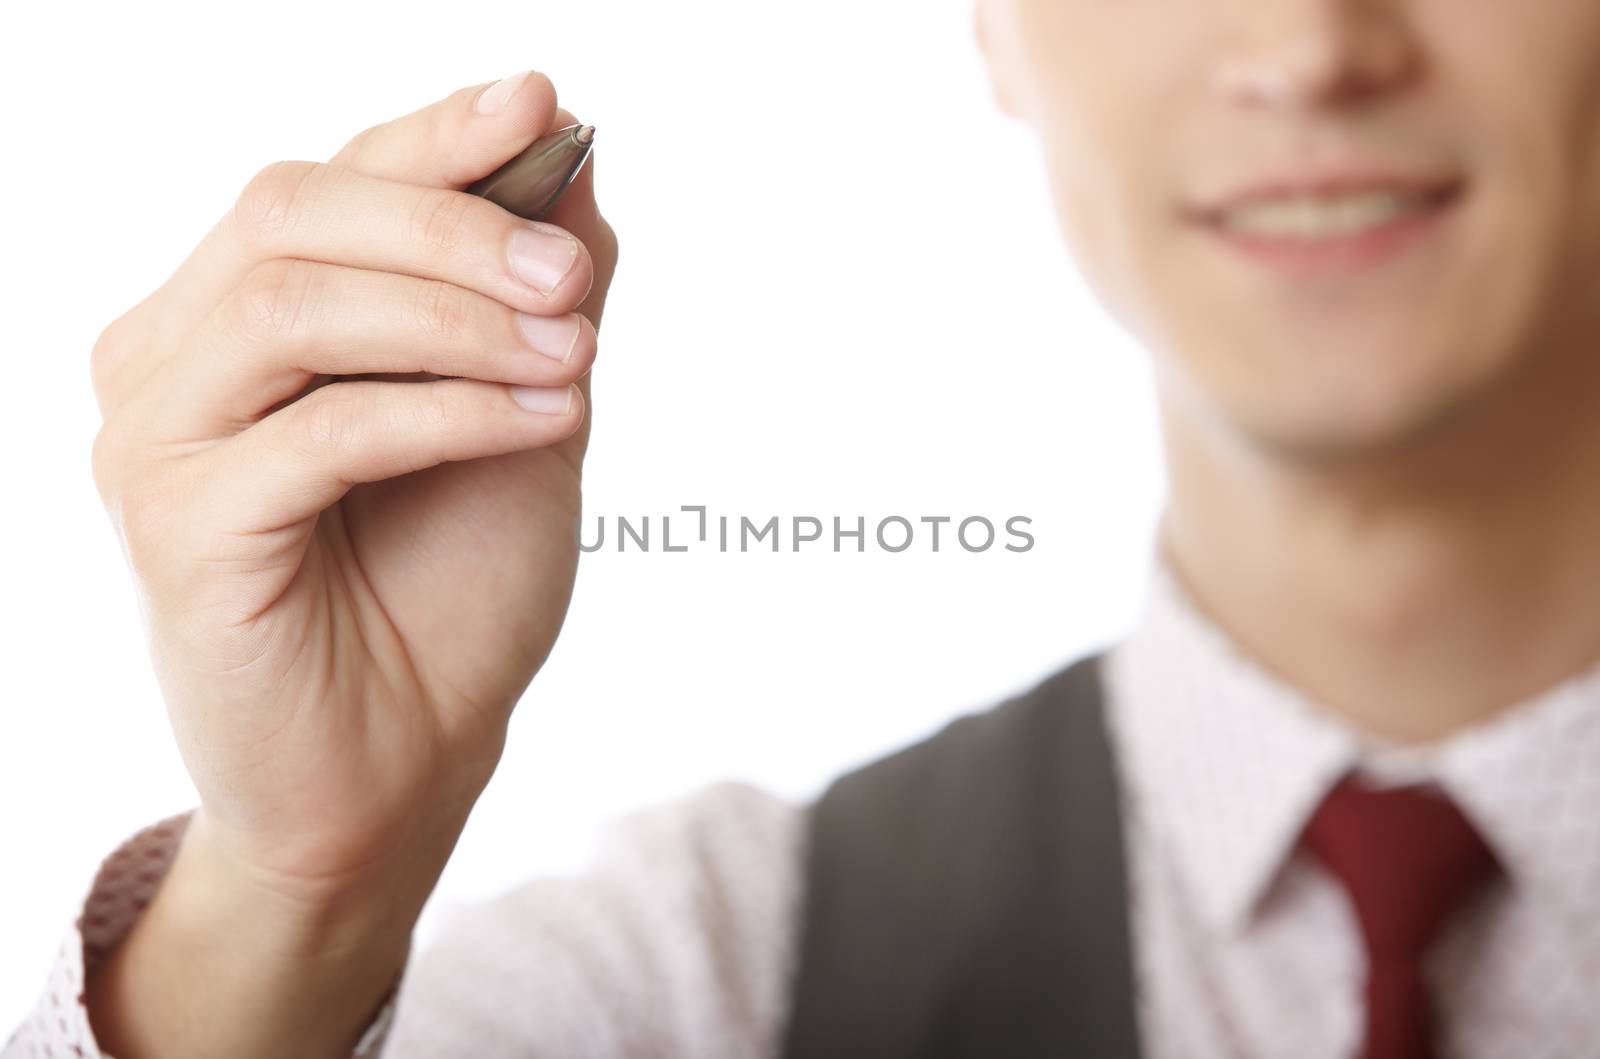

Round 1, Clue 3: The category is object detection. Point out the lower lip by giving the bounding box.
[1196,189,1462,278]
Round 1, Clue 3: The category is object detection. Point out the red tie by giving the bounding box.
[1300,773,1499,1059]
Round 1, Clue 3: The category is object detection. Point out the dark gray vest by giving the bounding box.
[779,649,1143,1059]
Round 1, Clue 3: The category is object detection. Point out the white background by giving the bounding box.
[0,0,1166,1025]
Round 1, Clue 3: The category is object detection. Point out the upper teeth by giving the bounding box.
[1216,190,1434,239]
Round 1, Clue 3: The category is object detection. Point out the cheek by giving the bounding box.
[1039,144,1154,342]
[1424,0,1600,288]
[1026,28,1197,339]
[1432,9,1600,373]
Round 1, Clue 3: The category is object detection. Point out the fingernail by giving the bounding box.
[516,313,582,364]
[509,384,574,415]
[477,70,534,116]
[509,224,578,296]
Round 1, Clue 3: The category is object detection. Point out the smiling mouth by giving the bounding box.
[1184,181,1466,276]
[1199,183,1462,239]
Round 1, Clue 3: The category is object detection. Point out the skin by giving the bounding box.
[975,0,1600,744]
[85,71,616,1058]
[81,1,1600,1053]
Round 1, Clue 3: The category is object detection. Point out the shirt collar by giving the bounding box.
[1101,524,1600,935]
[1425,662,1600,918]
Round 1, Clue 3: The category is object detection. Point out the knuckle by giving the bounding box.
[102,455,179,569]
[232,160,324,244]
[410,189,477,260]
[409,382,463,435]
[332,123,379,169]
[89,316,131,404]
[89,297,158,409]
[118,481,166,557]
[229,258,320,345]
[89,420,129,507]
[411,279,470,342]
[293,384,363,456]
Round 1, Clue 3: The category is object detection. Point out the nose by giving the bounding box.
[1210,0,1419,110]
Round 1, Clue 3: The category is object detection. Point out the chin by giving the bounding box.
[1163,332,1524,467]
[1230,395,1474,465]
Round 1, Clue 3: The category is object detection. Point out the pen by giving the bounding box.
[319,124,595,390]
[466,122,596,221]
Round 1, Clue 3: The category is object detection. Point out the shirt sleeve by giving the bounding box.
[379,778,808,1059]
[1,809,404,1059]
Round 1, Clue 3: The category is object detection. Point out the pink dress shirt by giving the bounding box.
[10,531,1600,1057]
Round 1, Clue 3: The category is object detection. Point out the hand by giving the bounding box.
[89,70,619,907]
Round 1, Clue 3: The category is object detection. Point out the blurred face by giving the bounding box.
[976,0,1600,462]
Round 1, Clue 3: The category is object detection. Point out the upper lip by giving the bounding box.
[1183,170,1464,223]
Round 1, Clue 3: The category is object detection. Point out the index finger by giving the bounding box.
[330,68,561,189]
[148,72,587,347]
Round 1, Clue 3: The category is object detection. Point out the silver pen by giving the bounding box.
[328,124,595,390]
[466,123,596,220]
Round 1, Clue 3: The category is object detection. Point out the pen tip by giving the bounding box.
[575,124,595,145]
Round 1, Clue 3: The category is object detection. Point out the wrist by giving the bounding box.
[82,809,417,1059]
[178,809,422,966]
[173,809,418,964]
